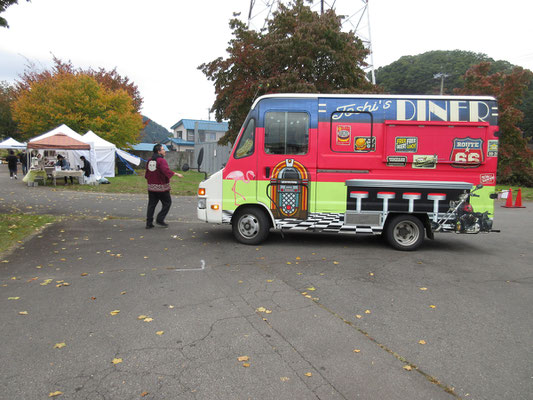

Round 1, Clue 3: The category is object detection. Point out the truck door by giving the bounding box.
[256,100,317,223]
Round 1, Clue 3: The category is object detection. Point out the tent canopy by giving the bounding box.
[27,134,90,150]
[0,137,26,149]
[30,124,85,143]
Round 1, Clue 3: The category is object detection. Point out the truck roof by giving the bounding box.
[251,93,497,110]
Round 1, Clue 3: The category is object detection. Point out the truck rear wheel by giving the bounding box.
[385,214,425,251]
[232,207,270,245]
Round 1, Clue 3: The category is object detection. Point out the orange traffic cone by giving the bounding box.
[502,188,514,208]
[513,188,526,208]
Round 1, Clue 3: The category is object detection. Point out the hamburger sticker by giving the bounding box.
[354,136,376,152]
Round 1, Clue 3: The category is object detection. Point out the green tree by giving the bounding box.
[0,0,29,28]
[199,0,375,144]
[0,81,18,138]
[374,50,513,95]
[12,72,143,147]
[456,62,533,186]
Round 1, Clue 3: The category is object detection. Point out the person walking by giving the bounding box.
[19,151,28,175]
[6,150,18,179]
[80,156,92,178]
[145,144,183,228]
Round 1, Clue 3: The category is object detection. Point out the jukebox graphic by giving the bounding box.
[268,159,309,219]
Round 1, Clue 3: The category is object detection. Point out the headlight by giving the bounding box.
[198,198,206,209]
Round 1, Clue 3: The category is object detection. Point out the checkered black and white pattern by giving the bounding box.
[221,210,383,235]
[275,212,382,235]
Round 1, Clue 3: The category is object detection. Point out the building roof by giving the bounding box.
[163,138,195,146]
[170,119,228,132]
[130,143,169,152]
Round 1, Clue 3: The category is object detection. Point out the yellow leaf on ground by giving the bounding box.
[156,331,164,336]
[8,297,20,300]
[304,372,312,377]
[49,391,63,397]
[420,287,428,291]
[265,310,272,314]
[237,356,249,362]
[120,291,127,295]
[266,279,273,283]
[307,287,316,291]
[140,392,149,397]
[365,310,371,314]
[333,261,339,265]
[18,311,28,315]
[81,273,88,276]
[112,358,123,365]
[355,314,362,319]
[429,305,436,309]
[418,340,426,345]
[256,307,266,313]
[137,315,148,320]
[242,363,250,367]
[403,365,413,371]
[280,377,290,382]
[353,349,361,353]
[110,310,120,316]
[143,317,153,322]
[54,343,66,349]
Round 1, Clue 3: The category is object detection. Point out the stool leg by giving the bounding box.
[432,200,440,222]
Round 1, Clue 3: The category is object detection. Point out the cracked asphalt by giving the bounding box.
[1,165,532,400]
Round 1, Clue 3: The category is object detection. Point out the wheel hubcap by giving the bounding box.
[393,221,419,246]
[239,214,259,238]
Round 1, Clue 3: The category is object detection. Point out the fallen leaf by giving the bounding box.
[429,305,436,309]
[137,315,148,320]
[403,365,413,371]
[237,356,249,362]
[355,314,362,319]
[120,291,127,295]
[112,358,123,365]
[8,297,20,300]
[420,287,428,291]
[265,310,272,314]
[333,261,339,265]
[256,307,266,313]
[369,272,374,276]
[242,363,250,367]
[168,305,174,309]
[307,287,316,291]
[156,331,164,336]
[304,372,312,377]
[365,310,371,314]
[81,273,88,276]
[18,311,28,315]
[49,391,63,397]
[353,349,361,353]
[280,377,290,382]
[143,317,153,322]
[54,342,66,349]
[266,279,273,283]
[110,310,120,316]
[90,297,97,300]
[418,340,426,345]
[140,392,149,397]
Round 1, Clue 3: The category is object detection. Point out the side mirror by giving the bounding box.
[476,184,484,189]
[197,148,204,169]
[181,163,189,172]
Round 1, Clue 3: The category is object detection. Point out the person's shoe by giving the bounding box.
[14,175,17,179]
[146,224,155,229]
[156,221,168,228]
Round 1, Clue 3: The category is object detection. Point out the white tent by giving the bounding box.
[29,124,100,180]
[0,137,26,149]
[81,131,116,178]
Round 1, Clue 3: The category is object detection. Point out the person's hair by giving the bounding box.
[80,156,85,160]
[57,154,63,159]
[153,144,163,153]
[9,150,14,155]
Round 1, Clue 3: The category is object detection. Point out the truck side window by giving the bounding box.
[234,119,255,159]
[265,112,309,155]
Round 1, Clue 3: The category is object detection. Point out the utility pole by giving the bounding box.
[433,73,450,95]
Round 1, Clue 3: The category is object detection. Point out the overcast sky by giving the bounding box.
[1,0,532,131]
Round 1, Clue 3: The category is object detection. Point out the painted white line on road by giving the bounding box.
[173,259,206,272]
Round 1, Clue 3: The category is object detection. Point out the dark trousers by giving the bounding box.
[146,191,172,225]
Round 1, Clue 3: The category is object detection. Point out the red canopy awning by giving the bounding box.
[27,133,90,150]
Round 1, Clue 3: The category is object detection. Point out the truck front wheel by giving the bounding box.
[385,214,425,251]
[232,207,270,245]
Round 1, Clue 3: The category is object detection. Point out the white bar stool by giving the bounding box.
[377,192,395,215]
[350,191,369,213]
[427,193,447,222]
[402,192,421,213]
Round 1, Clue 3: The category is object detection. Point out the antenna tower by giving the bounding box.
[247,0,376,84]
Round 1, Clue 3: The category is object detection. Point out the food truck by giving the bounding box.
[197,94,499,250]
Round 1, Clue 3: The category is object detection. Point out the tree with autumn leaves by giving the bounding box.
[199,0,375,145]
[456,62,533,186]
[10,58,144,148]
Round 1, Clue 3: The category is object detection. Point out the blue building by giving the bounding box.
[170,119,228,143]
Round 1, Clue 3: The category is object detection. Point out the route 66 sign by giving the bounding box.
[450,137,483,168]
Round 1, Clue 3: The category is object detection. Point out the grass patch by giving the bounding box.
[0,214,57,254]
[496,185,533,201]
[49,170,205,195]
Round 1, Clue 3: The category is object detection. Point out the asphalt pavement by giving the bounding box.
[0,165,532,400]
